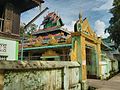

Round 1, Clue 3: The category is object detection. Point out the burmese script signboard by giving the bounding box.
[0,44,7,52]
[0,38,18,60]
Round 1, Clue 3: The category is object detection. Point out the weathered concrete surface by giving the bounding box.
[0,61,81,90]
[88,73,120,90]
[0,61,80,70]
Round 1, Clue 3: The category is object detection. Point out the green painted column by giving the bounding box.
[71,33,88,90]
[95,47,100,78]
[92,47,98,76]
[72,36,82,79]
[16,41,19,60]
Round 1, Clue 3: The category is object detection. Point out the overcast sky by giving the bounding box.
[21,0,113,38]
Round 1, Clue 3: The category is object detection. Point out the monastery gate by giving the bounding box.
[71,17,102,81]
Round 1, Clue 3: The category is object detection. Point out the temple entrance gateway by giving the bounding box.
[71,14,102,80]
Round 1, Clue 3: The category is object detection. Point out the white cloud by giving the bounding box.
[64,21,76,32]
[94,20,109,38]
[92,0,113,11]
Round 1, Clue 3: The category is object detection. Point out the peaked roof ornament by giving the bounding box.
[79,9,83,23]
[79,13,82,20]
[79,9,82,19]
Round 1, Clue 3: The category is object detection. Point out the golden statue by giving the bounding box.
[34,36,43,47]
[48,34,58,45]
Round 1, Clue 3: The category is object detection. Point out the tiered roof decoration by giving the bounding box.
[20,12,71,49]
[32,12,69,36]
[41,12,64,29]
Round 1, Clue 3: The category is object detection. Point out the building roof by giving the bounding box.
[31,12,68,36]
[41,12,64,26]
[22,44,72,51]
[102,38,115,47]
[32,27,71,35]
[0,0,44,12]
[101,41,112,51]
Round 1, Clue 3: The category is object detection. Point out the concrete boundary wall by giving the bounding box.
[0,61,81,90]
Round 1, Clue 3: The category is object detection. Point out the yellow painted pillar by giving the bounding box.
[96,38,102,78]
[0,70,4,90]
[81,36,87,80]
[71,32,87,90]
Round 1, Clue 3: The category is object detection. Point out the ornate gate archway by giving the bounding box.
[71,15,102,81]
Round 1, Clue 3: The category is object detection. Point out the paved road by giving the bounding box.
[88,73,120,90]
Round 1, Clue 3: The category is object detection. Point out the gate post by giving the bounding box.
[70,14,88,90]
[71,32,88,90]
[96,38,102,78]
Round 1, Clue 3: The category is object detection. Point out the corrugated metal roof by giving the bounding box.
[22,44,72,51]
[101,41,112,50]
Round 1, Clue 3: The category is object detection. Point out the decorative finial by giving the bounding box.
[47,11,49,14]
[54,9,57,14]
[56,10,58,14]
[79,9,82,19]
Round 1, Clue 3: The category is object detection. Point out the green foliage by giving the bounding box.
[105,0,120,47]
[20,23,25,37]
[27,23,38,34]
[20,23,38,38]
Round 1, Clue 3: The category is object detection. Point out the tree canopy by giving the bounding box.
[105,0,120,47]
[20,23,38,38]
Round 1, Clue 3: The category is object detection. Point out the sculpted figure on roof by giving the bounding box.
[74,12,83,32]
